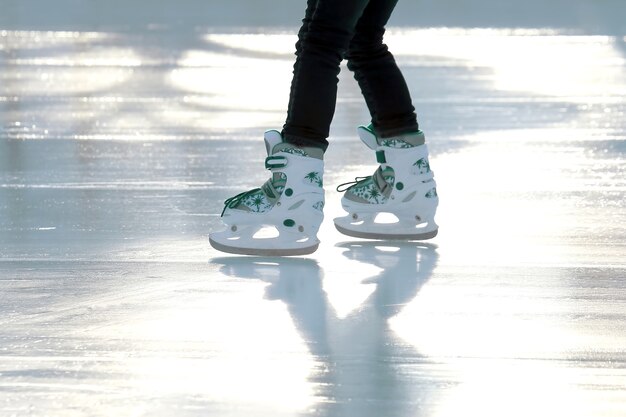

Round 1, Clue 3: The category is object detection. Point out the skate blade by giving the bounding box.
[334,221,438,241]
[209,236,319,257]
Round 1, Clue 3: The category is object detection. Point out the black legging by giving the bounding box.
[282,0,419,151]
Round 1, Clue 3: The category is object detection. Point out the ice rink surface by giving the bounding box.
[1,1,625,416]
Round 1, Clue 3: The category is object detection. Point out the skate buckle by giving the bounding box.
[376,150,386,163]
[265,155,288,169]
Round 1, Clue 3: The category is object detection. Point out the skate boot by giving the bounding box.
[210,130,325,256]
[334,125,438,240]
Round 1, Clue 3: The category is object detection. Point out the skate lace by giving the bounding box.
[221,188,261,216]
[336,176,370,192]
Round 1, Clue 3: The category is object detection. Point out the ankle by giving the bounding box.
[282,133,328,155]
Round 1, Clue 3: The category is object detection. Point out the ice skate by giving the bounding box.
[210,130,325,256]
[334,125,438,240]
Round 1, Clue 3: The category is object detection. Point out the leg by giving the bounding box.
[282,0,371,151]
[211,0,368,255]
[346,0,419,137]
[335,1,438,240]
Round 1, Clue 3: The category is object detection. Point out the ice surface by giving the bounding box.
[1,1,626,416]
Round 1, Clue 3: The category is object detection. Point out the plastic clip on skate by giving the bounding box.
[210,130,325,256]
[333,125,439,240]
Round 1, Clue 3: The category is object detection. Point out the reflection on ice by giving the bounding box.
[213,243,438,416]
[170,50,291,111]
[203,28,626,100]
[126,302,316,413]
[0,30,109,50]
[204,33,297,56]
[387,28,626,98]
[432,359,595,417]
[2,67,135,95]
[2,27,625,138]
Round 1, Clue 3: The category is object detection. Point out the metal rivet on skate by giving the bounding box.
[415,215,421,222]
[352,213,358,220]
[231,225,237,232]
[298,225,304,232]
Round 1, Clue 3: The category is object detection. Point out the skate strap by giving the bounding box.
[376,150,386,164]
[265,155,287,169]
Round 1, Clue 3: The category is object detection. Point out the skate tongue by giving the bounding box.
[264,130,284,156]
[357,125,378,150]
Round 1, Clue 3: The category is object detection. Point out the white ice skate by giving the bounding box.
[210,130,325,256]
[334,125,438,240]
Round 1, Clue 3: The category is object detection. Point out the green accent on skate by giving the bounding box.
[425,187,438,198]
[376,150,386,164]
[239,191,272,213]
[342,167,395,205]
[350,177,381,203]
[283,147,306,156]
[380,138,413,148]
[265,155,287,169]
[271,140,324,160]
[220,187,262,216]
[223,172,287,215]
[379,130,425,147]
[285,188,293,197]
[414,158,431,174]
[283,219,295,227]
[304,171,323,187]
[396,182,404,190]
